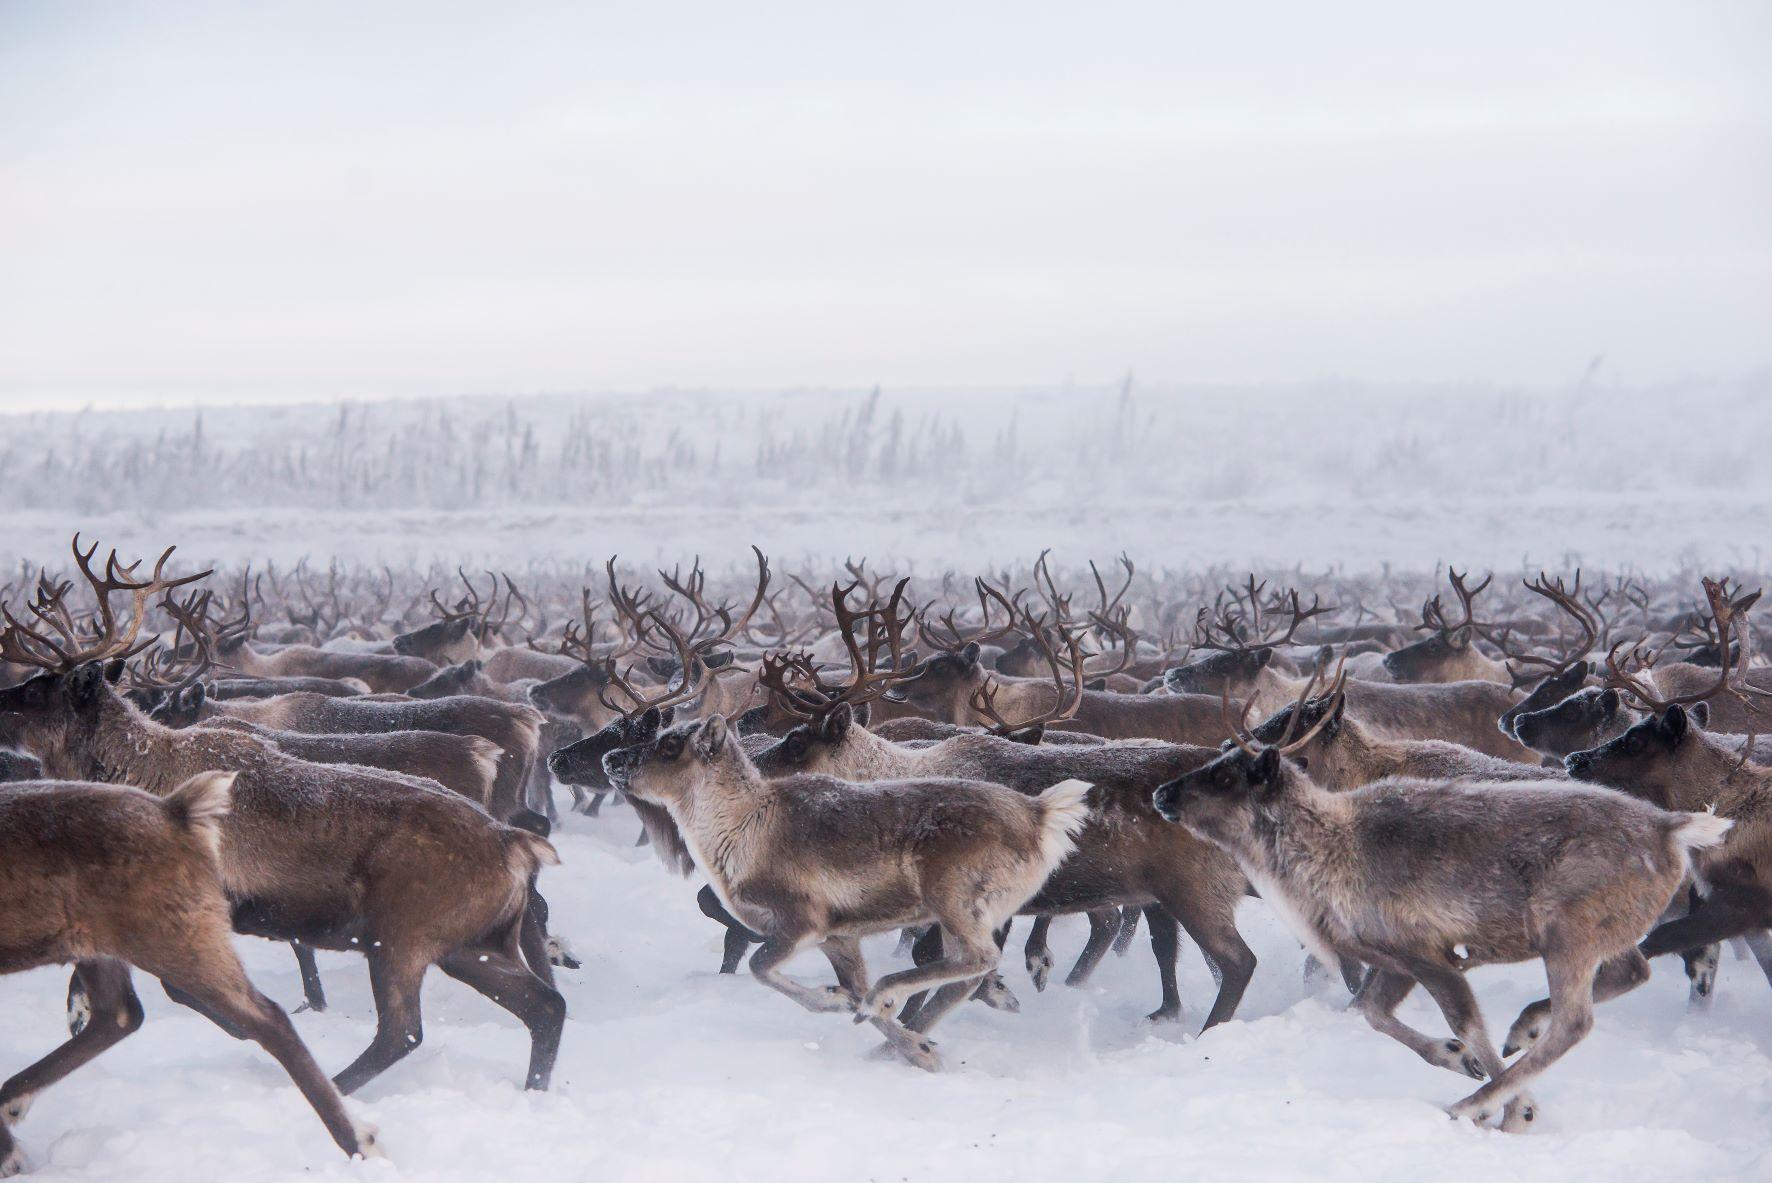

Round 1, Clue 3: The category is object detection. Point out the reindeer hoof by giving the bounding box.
[1428,1038,1485,1079]
[1027,951,1054,992]
[869,1036,941,1071]
[0,1144,25,1178]
[545,936,582,970]
[856,989,898,1024]
[294,999,325,1015]
[351,1120,387,1160]
[1446,1096,1498,1128]
[1499,1094,1538,1133]
[1143,1006,1183,1025]
[974,975,1020,1012]
[0,1095,33,1127]
[66,980,91,1036]
[1503,1003,1547,1058]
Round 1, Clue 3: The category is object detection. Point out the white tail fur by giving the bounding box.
[164,770,236,862]
[1674,807,1734,861]
[1035,778,1093,869]
[466,737,505,804]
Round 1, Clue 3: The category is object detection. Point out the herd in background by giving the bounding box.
[1,539,1770,1172]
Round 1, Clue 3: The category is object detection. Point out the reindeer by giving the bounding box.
[1164,588,1533,762]
[736,596,1255,1026]
[0,772,380,1172]
[1379,570,1516,684]
[1152,685,1731,1132]
[1243,666,1558,790]
[0,540,565,1096]
[600,707,1091,1070]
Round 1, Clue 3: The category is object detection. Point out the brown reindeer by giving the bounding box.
[0,542,565,1097]
[0,771,381,1171]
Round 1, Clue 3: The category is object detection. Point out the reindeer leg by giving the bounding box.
[971,923,1019,1012]
[331,948,429,1095]
[292,942,328,1014]
[1113,905,1142,955]
[1144,906,1183,1023]
[1505,948,1648,1058]
[748,929,853,1015]
[1023,916,1055,991]
[1450,946,1603,1131]
[858,908,1002,1035]
[1409,962,1536,1132]
[697,884,761,974]
[517,889,559,987]
[147,945,373,1158]
[1680,887,1719,1008]
[1640,887,1763,962]
[1157,885,1255,1031]
[1064,908,1120,988]
[437,945,567,1090]
[1355,969,1485,1079]
[1,959,141,1162]
[1744,930,1772,989]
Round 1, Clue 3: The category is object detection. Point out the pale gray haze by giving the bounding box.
[1,1,1768,410]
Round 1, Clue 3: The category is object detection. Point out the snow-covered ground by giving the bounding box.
[0,805,1767,1182]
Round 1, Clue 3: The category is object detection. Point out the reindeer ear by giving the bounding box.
[1660,705,1689,742]
[1084,677,1108,691]
[959,642,981,671]
[1598,688,1620,719]
[103,659,126,684]
[820,703,853,742]
[696,713,729,758]
[467,659,484,674]
[1251,746,1282,787]
[1688,701,1710,730]
[1008,724,1045,746]
[646,656,678,679]
[703,650,735,670]
[852,702,872,728]
[637,706,664,737]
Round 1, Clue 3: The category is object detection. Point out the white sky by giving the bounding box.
[1,1,1767,409]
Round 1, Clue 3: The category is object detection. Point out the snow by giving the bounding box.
[2,806,1767,1182]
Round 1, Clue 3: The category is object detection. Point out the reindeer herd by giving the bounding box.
[1,539,1769,1173]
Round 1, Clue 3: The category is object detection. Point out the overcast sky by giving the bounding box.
[1,1,1767,409]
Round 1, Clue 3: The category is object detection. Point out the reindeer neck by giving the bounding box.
[90,694,183,793]
[670,759,778,889]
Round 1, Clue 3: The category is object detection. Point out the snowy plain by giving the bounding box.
[1,385,1770,1181]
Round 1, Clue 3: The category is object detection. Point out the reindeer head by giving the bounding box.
[0,663,122,778]
[1511,684,1628,757]
[548,705,673,789]
[1497,661,1592,740]
[1564,704,1720,811]
[408,658,485,700]
[1382,570,1495,683]
[393,615,479,664]
[0,538,206,776]
[750,701,866,777]
[601,713,740,809]
[1152,658,1345,848]
[1162,647,1273,697]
